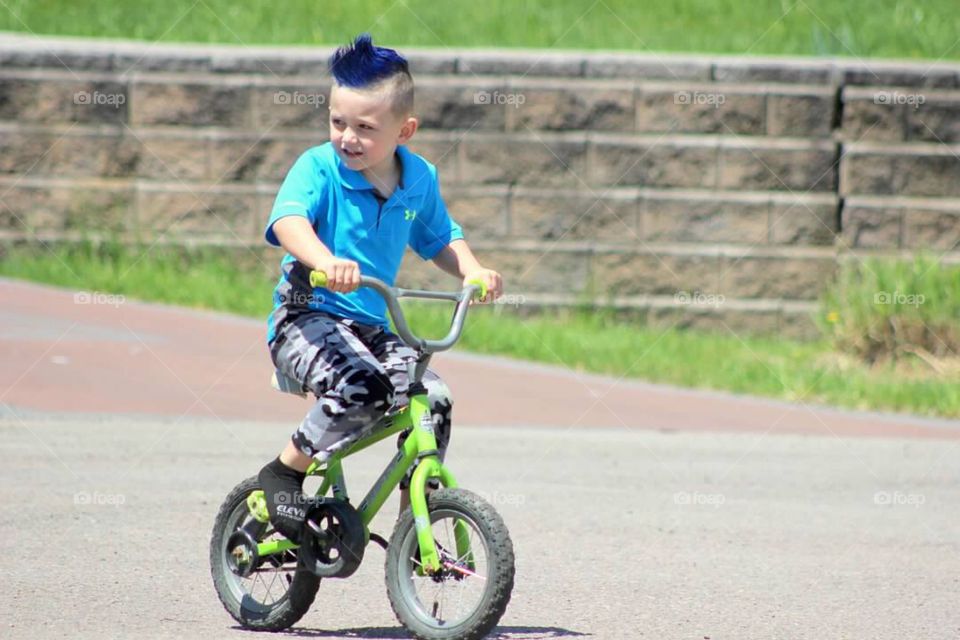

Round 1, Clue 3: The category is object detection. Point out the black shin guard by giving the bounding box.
[258,456,308,544]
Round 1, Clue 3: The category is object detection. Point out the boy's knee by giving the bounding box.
[426,378,453,442]
[424,376,453,411]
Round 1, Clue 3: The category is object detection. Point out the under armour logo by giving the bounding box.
[404,209,417,221]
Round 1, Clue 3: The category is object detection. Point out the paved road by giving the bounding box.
[2,416,959,639]
[2,279,960,639]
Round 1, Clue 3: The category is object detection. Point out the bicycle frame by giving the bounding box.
[252,392,465,573]
[251,271,487,574]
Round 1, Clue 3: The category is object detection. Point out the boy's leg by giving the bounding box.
[279,439,312,471]
[259,313,396,542]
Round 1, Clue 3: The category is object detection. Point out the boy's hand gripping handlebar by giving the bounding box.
[308,270,487,353]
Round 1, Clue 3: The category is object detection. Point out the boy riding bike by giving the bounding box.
[257,33,503,545]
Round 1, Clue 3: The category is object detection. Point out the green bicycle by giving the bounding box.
[209,271,515,640]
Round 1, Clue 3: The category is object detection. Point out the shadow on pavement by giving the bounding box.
[282,625,590,638]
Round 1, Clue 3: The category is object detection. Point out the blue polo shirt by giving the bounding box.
[264,142,464,341]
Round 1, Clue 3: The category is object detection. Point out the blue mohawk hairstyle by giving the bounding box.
[329,33,410,88]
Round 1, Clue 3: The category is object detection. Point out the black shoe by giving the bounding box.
[258,457,308,544]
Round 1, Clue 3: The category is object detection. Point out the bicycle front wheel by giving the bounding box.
[385,488,515,640]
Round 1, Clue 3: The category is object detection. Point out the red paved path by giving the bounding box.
[2,278,958,440]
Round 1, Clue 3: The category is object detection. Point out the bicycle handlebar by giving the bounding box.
[308,270,486,352]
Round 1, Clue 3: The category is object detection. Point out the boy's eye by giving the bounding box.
[358,124,374,130]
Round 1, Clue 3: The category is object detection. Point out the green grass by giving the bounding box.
[819,254,960,363]
[1,0,958,60]
[2,240,958,419]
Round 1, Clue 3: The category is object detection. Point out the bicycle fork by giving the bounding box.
[406,386,475,574]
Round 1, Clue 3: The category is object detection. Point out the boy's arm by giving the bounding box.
[272,216,360,293]
[431,238,503,302]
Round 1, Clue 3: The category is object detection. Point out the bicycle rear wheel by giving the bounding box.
[209,476,321,631]
[385,488,515,640]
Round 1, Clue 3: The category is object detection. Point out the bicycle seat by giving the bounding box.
[271,370,307,398]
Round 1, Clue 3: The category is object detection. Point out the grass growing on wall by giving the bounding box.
[1,239,958,419]
[818,254,960,364]
[0,0,957,60]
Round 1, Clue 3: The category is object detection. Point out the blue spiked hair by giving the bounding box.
[328,34,414,115]
[329,33,410,87]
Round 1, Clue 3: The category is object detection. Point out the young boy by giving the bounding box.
[257,34,503,543]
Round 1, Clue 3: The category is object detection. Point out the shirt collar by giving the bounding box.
[332,143,410,193]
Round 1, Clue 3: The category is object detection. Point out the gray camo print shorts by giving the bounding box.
[269,310,452,484]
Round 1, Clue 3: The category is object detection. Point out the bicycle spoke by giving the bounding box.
[437,571,447,623]
[264,565,281,604]
[251,568,265,600]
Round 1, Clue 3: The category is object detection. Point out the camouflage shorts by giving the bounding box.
[269,309,453,482]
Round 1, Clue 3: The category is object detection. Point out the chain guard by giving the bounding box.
[299,499,366,578]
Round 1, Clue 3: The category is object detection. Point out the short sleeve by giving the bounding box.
[264,151,327,246]
[408,168,464,260]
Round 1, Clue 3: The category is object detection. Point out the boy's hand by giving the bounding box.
[463,268,502,303]
[315,257,361,293]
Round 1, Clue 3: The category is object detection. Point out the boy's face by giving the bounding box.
[329,85,416,175]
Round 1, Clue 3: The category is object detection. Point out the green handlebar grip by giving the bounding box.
[467,278,488,300]
[309,270,328,288]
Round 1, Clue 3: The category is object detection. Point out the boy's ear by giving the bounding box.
[397,115,418,144]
